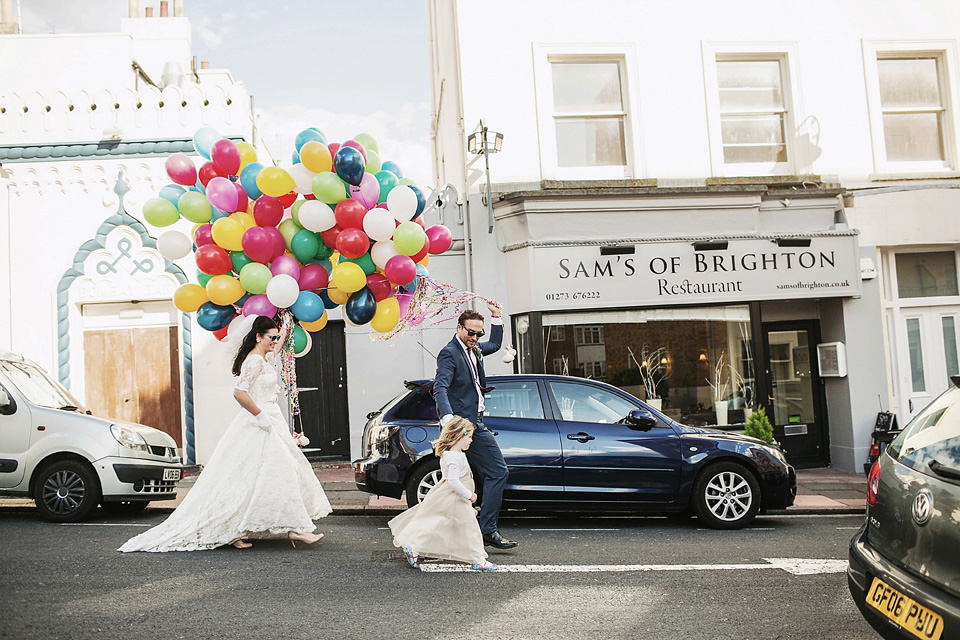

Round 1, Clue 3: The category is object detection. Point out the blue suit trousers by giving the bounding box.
[465,427,508,535]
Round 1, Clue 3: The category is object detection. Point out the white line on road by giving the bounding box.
[529,528,619,531]
[59,523,151,527]
[419,558,848,575]
[836,527,861,530]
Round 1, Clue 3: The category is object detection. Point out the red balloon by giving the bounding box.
[334,199,367,230]
[234,182,248,214]
[320,226,342,250]
[336,228,370,260]
[384,255,417,286]
[426,224,453,254]
[194,223,215,247]
[410,243,429,263]
[241,227,274,263]
[264,226,287,260]
[366,273,392,301]
[165,153,197,186]
[299,263,329,291]
[413,216,426,229]
[213,325,230,341]
[195,244,232,275]
[304,193,317,200]
[198,161,223,187]
[253,196,284,227]
[211,138,242,176]
[327,142,341,158]
[278,192,298,208]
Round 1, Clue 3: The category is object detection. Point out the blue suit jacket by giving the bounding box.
[433,323,503,425]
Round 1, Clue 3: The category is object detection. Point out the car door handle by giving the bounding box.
[566,432,595,443]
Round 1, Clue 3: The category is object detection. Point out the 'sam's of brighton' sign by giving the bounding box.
[521,235,861,312]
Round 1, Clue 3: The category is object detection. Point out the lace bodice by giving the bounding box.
[440,450,473,500]
[235,353,278,405]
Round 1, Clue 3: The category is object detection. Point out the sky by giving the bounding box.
[17,0,434,187]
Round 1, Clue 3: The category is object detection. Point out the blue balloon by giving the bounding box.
[345,287,376,325]
[210,205,228,221]
[381,161,403,179]
[292,150,301,165]
[334,147,366,187]
[239,162,264,200]
[193,127,221,160]
[409,185,426,219]
[319,290,339,310]
[294,128,327,152]
[291,291,325,323]
[159,183,186,207]
[196,302,236,331]
[412,264,429,291]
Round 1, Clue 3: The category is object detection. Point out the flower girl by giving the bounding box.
[388,417,497,571]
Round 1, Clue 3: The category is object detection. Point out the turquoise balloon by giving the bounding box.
[196,270,212,287]
[292,324,308,353]
[230,251,254,274]
[375,170,399,204]
[343,252,376,276]
[193,127,220,160]
[239,163,264,200]
[295,128,327,152]
[314,243,335,261]
[382,161,403,179]
[159,183,186,206]
[291,229,321,263]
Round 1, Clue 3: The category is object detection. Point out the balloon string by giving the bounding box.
[278,310,301,419]
[372,277,497,341]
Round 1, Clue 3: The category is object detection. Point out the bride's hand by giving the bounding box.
[256,412,271,432]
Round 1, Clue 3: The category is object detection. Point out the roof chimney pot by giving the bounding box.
[145,6,153,17]
[200,61,210,70]
[159,1,169,17]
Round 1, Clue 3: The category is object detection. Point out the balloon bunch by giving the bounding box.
[141,126,455,358]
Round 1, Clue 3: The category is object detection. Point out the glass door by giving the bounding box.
[898,307,960,421]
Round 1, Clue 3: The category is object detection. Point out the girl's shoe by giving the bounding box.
[231,539,252,549]
[288,531,324,547]
[402,547,419,568]
[471,561,498,571]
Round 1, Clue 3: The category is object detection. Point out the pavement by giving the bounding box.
[0,461,867,516]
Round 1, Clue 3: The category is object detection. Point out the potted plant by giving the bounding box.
[744,406,774,444]
[628,345,669,410]
[707,352,730,425]
[729,365,754,422]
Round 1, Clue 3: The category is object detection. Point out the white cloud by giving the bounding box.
[197,25,224,49]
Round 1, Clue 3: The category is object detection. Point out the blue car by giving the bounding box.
[352,374,796,529]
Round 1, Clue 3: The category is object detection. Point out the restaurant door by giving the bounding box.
[762,322,829,468]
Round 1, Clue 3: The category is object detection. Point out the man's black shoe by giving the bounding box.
[482,531,518,549]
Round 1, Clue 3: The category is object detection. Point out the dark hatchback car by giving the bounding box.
[353,374,796,529]
[848,378,960,640]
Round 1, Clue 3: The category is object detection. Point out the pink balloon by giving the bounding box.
[366,273,392,301]
[194,223,214,247]
[211,139,242,176]
[327,142,341,158]
[349,172,381,209]
[426,224,453,254]
[253,197,283,227]
[206,176,239,213]
[384,254,417,286]
[271,255,301,281]
[342,139,368,163]
[165,153,197,186]
[243,294,277,318]
[241,227,273,263]
[394,291,413,318]
[299,263,329,291]
[264,226,286,260]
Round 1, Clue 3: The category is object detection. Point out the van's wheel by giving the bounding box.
[405,458,442,508]
[33,460,101,523]
[101,500,150,516]
[692,462,760,530]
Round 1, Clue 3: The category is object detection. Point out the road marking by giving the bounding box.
[529,528,619,531]
[419,558,848,575]
[59,523,151,527]
[836,527,861,530]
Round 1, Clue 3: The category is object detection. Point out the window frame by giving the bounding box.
[863,40,960,176]
[702,42,802,177]
[533,43,642,181]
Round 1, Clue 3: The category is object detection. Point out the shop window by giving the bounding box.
[895,251,959,298]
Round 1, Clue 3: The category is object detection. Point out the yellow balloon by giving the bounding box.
[256,166,296,198]
[205,275,245,305]
[230,211,256,231]
[173,283,208,313]
[327,287,350,305]
[417,254,429,267]
[211,217,245,251]
[300,141,333,173]
[371,297,400,333]
[300,311,328,332]
[237,142,258,170]
[332,262,366,293]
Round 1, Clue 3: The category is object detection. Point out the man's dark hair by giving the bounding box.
[458,310,484,326]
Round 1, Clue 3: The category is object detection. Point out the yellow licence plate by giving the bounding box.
[867,576,944,640]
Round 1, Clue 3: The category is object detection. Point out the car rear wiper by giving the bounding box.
[928,459,960,482]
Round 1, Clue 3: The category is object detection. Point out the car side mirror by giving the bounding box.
[625,410,657,431]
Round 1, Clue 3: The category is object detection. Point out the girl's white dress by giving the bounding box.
[388,450,487,565]
[119,352,332,552]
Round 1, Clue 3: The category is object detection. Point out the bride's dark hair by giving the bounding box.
[231,315,278,376]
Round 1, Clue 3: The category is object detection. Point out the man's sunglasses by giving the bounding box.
[266,334,282,342]
[460,327,485,338]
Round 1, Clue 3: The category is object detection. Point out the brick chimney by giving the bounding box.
[145,6,153,17]
[159,1,169,17]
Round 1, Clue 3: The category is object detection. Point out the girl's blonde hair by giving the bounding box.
[432,416,474,456]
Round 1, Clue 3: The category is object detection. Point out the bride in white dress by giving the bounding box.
[119,315,332,552]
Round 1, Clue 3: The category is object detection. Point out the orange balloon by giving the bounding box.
[300,141,333,173]
[327,287,349,305]
[300,312,328,332]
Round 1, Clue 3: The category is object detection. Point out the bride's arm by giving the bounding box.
[271,319,292,356]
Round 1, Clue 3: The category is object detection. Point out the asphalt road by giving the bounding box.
[0,509,879,640]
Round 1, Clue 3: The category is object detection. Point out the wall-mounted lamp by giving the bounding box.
[467,120,504,233]
[698,350,708,362]
[693,240,728,251]
[774,237,812,247]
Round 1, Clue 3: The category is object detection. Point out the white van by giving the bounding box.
[0,351,182,522]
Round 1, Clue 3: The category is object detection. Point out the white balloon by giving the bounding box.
[371,240,400,269]
[386,185,418,222]
[156,230,192,260]
[298,200,336,232]
[288,163,317,195]
[362,208,396,242]
[502,352,515,364]
[266,273,300,308]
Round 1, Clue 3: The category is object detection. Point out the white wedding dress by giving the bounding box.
[119,352,332,552]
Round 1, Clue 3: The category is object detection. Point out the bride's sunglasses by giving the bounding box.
[266,334,282,342]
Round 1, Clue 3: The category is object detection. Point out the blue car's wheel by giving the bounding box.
[405,458,442,508]
[692,461,760,529]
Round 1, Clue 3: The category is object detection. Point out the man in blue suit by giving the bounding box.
[433,302,518,549]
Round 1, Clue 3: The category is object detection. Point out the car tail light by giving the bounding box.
[868,443,880,458]
[866,458,882,506]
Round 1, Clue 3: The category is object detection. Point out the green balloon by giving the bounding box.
[398,178,417,187]
[293,324,307,353]
[196,270,212,287]
[291,229,321,263]
[375,170,398,204]
[354,133,379,154]
[364,149,382,174]
[177,191,212,223]
[290,200,305,227]
[143,197,180,227]
[230,251,254,274]
[314,243,334,261]
[239,262,272,294]
[343,252,376,276]
[393,221,426,255]
[278,219,303,251]
[312,172,347,204]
